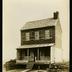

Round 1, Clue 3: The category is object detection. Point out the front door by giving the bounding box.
[29,48,38,62]
[29,49,34,62]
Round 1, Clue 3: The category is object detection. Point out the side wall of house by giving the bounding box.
[51,20,62,63]
[51,45,55,63]
[55,20,62,63]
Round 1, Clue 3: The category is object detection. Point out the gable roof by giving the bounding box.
[21,18,58,30]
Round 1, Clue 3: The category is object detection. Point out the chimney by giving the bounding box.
[53,11,59,19]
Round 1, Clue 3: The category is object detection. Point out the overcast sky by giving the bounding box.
[3,0,69,64]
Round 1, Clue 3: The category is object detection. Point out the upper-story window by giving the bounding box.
[35,31,39,40]
[39,30,45,40]
[26,32,30,41]
[45,30,50,39]
[30,31,35,40]
[21,29,52,42]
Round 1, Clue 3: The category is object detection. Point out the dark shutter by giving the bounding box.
[30,31,35,40]
[39,30,45,40]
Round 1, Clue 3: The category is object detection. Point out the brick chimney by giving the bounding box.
[53,11,59,19]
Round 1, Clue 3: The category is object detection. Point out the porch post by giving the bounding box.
[27,49,29,60]
[17,49,19,60]
[17,49,22,60]
[37,48,39,60]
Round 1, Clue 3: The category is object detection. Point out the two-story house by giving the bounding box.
[16,11,62,69]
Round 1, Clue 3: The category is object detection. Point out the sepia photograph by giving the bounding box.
[3,0,69,72]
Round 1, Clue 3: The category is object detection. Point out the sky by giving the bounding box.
[3,0,69,64]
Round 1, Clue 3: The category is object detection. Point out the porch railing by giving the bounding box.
[18,56,50,61]
[40,56,50,60]
[36,56,50,63]
[22,56,34,61]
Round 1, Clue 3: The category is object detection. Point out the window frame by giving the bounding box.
[35,31,39,40]
[45,29,51,39]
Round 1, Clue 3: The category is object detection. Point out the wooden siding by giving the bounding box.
[21,26,55,45]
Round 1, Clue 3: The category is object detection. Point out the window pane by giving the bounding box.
[45,30,50,39]
[35,31,39,40]
[26,32,30,41]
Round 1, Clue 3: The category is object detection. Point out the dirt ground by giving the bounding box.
[3,68,69,72]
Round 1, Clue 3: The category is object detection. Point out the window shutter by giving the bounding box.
[21,32,26,41]
[39,30,45,40]
[30,31,35,40]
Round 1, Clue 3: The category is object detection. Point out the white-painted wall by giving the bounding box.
[51,45,62,63]
[51,19,62,63]
[51,45,55,63]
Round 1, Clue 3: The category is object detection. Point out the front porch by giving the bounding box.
[16,47,51,64]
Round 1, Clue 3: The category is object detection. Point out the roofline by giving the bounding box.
[20,26,55,31]
[16,43,55,49]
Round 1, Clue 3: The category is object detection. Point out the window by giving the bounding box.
[26,32,30,41]
[39,30,45,40]
[45,30,50,39]
[30,31,35,40]
[35,31,39,40]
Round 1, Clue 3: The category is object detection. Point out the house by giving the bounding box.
[16,11,62,69]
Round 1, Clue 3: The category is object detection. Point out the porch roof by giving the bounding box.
[17,43,54,49]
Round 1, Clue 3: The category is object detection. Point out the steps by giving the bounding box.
[26,62,34,69]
